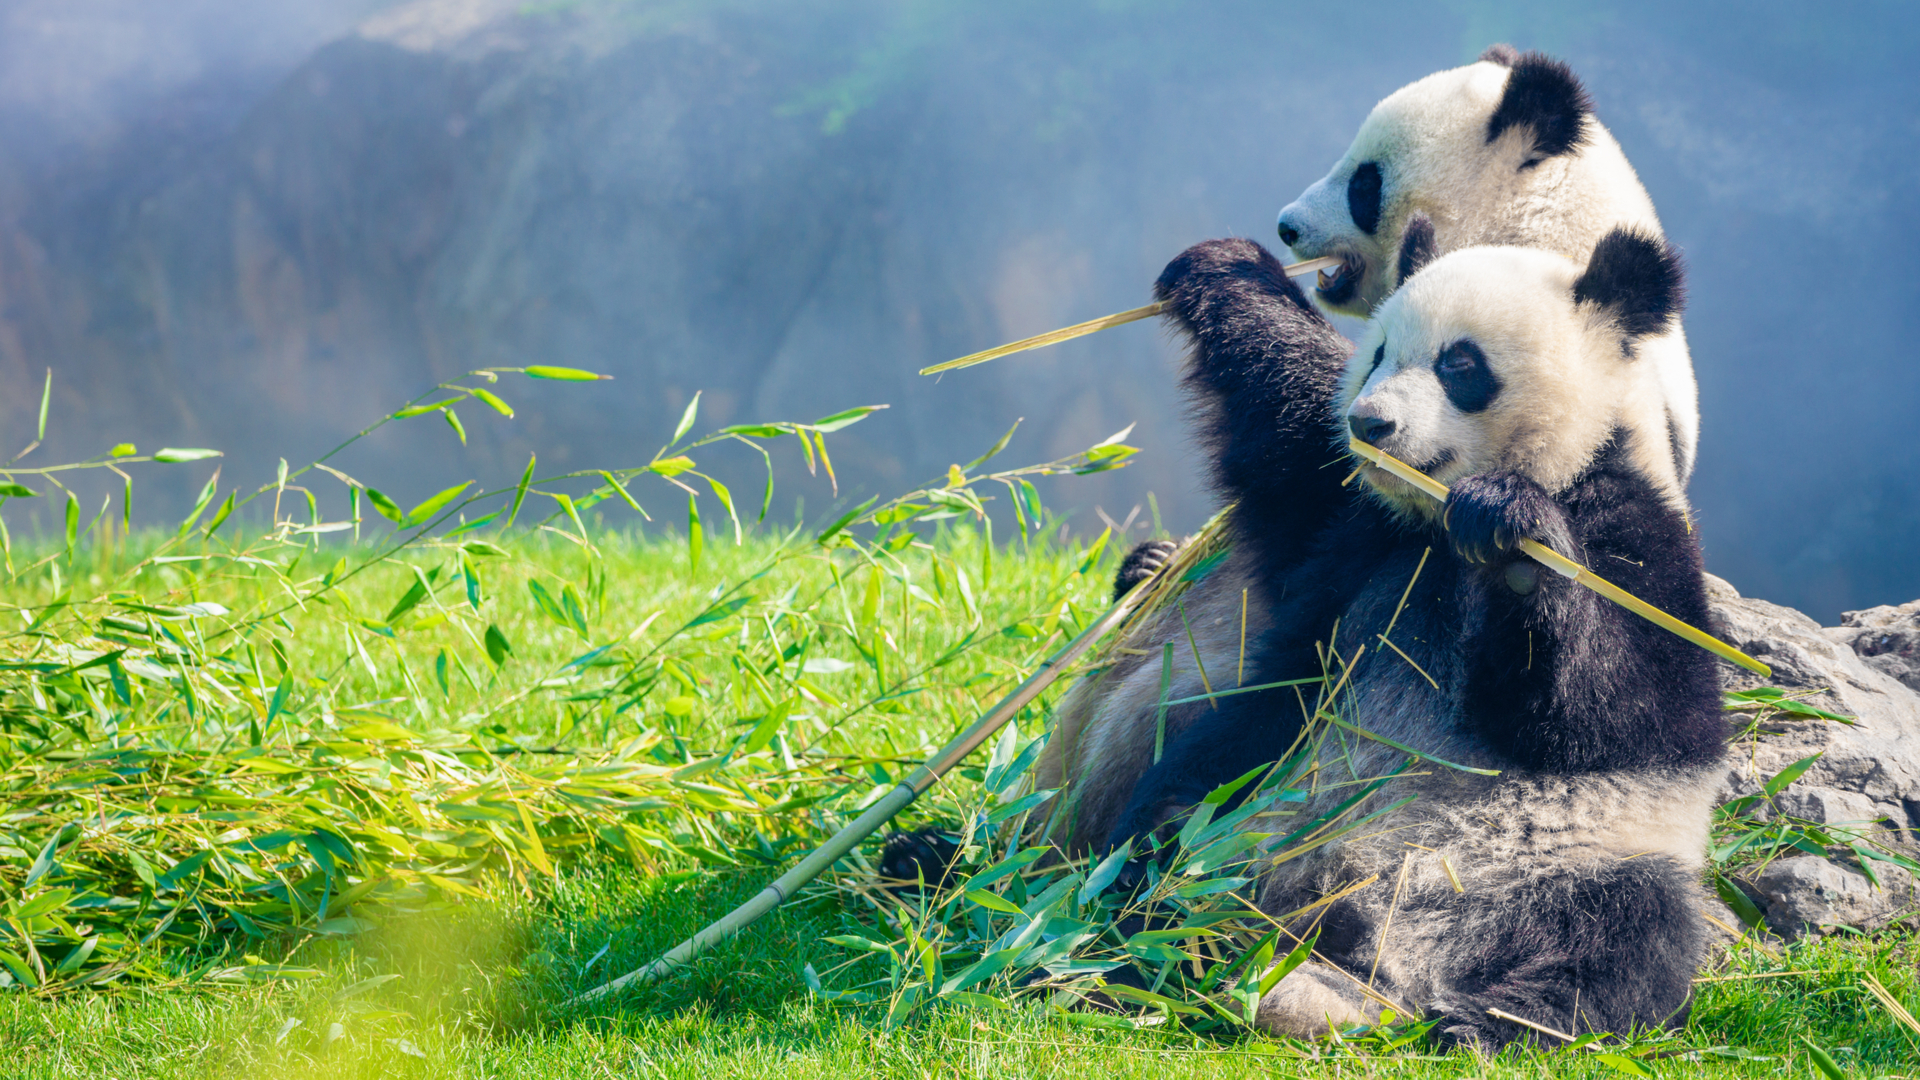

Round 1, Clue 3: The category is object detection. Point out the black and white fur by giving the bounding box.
[1035,51,1710,854]
[1276,47,1698,489]
[1058,230,1725,1048]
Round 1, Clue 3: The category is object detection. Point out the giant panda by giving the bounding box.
[1035,46,1701,864]
[1063,229,1726,1048]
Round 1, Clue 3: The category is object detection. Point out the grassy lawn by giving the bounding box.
[4,855,1916,1077]
[1,382,1915,1077]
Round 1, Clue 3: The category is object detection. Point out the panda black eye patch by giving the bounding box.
[1434,339,1501,412]
[1347,162,1383,235]
[1366,342,1387,380]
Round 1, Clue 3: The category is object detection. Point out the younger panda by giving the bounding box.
[1277,45,1699,486]
[1099,230,1723,1047]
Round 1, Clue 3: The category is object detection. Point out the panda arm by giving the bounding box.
[1445,454,1726,772]
[1156,239,1356,580]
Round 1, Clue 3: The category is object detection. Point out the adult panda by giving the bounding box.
[1101,227,1723,1047]
[1034,47,1703,864]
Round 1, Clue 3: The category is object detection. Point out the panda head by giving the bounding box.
[1277,47,1594,316]
[1340,224,1686,520]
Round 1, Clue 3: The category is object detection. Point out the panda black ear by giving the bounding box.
[1395,213,1438,284]
[1572,227,1686,341]
[1479,43,1519,67]
[1486,52,1591,162]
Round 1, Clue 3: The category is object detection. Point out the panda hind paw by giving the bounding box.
[877,827,961,893]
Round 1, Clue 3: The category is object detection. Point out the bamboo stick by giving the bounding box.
[1344,437,1771,677]
[567,560,1168,1006]
[919,257,1343,375]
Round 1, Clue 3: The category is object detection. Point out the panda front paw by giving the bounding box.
[1442,472,1573,571]
[877,827,960,893]
[1113,539,1180,600]
[1153,239,1300,330]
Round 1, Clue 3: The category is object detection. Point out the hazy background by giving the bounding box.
[0,0,1913,621]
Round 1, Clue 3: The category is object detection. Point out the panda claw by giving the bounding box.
[1113,539,1181,601]
[877,827,961,894]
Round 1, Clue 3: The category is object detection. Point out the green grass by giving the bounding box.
[3,371,1918,1077]
[4,531,1915,1078]
[3,854,1916,1077]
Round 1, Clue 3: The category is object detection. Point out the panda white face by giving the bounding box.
[1277,52,1600,318]
[1340,242,1680,520]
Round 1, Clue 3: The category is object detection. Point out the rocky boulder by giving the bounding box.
[1824,599,1920,694]
[1704,574,1920,936]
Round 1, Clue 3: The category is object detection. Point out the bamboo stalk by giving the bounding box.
[567,560,1168,1006]
[919,257,1343,375]
[1344,438,1771,677]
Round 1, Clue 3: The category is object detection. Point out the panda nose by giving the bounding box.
[1277,218,1301,249]
[1348,415,1395,445]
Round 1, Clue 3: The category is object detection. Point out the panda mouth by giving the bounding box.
[1315,254,1365,306]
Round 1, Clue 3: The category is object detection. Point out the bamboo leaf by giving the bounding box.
[964,418,1022,470]
[365,489,404,525]
[524,366,609,381]
[177,470,221,535]
[445,408,467,445]
[506,454,536,528]
[471,388,514,417]
[649,456,696,478]
[204,492,236,537]
[1764,753,1823,798]
[110,443,136,457]
[461,550,483,611]
[154,448,222,463]
[1592,1053,1657,1078]
[671,392,701,445]
[36,368,51,440]
[484,624,512,667]
[810,404,887,433]
[63,492,78,552]
[597,471,646,516]
[687,494,703,574]
[404,482,472,527]
[560,582,591,639]
[0,483,39,498]
[1256,930,1318,994]
[708,476,742,543]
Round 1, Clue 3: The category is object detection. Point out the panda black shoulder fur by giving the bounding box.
[1278,46,1700,487]
[1089,227,1722,1047]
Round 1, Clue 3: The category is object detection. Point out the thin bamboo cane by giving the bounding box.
[567,563,1168,1006]
[1344,437,1771,677]
[919,256,1343,375]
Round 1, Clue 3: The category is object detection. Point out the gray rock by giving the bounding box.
[1750,855,1916,937]
[1824,598,1920,694]
[1706,574,1920,835]
[1703,575,1920,936]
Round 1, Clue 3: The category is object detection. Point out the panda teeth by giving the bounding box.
[1318,268,1338,291]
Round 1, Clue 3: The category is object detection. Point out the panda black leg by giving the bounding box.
[1112,539,1180,601]
[877,827,960,893]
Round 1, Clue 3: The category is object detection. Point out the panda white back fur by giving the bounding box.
[1277,47,1698,491]
[1038,227,1726,1048]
